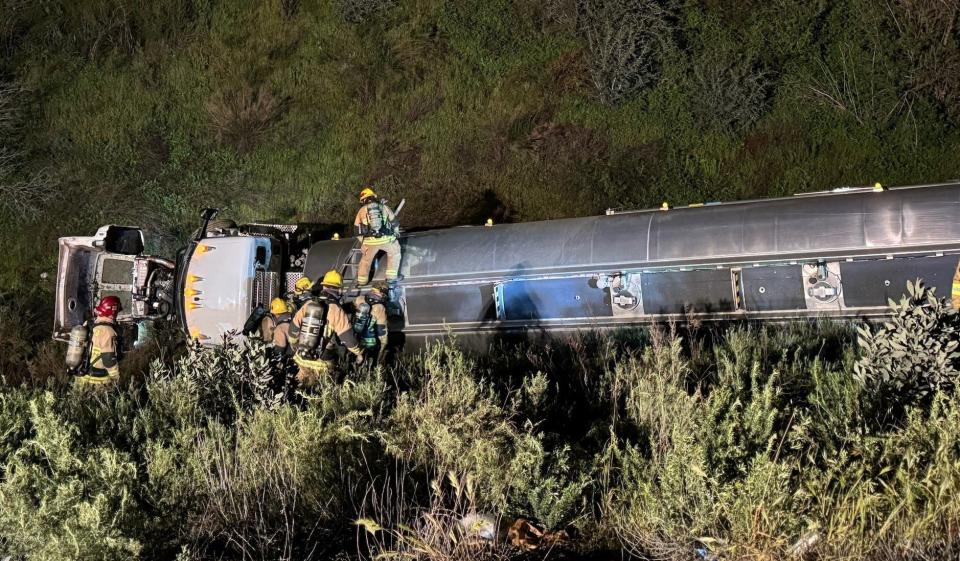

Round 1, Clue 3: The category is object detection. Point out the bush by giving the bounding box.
[689,52,770,133]
[0,393,143,560]
[577,0,676,104]
[603,329,797,559]
[854,280,960,408]
[150,336,282,422]
[385,342,546,513]
[339,0,395,24]
[206,86,286,154]
[0,83,58,219]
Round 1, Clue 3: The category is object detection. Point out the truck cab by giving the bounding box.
[54,209,348,346]
[175,225,284,344]
[53,225,175,342]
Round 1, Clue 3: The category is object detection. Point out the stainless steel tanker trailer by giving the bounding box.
[53,181,960,348]
[306,181,960,343]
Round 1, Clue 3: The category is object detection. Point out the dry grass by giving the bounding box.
[206,86,287,154]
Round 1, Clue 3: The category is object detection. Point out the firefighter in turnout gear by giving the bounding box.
[353,281,389,365]
[291,276,314,309]
[262,298,293,356]
[354,187,402,285]
[79,296,123,386]
[287,270,364,387]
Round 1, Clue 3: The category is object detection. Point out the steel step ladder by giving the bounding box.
[340,242,364,295]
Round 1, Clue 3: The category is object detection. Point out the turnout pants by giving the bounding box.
[357,239,401,285]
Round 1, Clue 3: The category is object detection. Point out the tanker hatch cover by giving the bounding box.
[498,277,611,321]
[405,284,496,325]
[640,269,735,314]
[741,265,806,311]
[840,255,960,307]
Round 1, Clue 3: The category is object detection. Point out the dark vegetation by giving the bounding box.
[2,1,960,559]
[0,285,958,560]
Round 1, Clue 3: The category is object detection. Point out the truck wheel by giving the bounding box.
[190,219,237,239]
[205,219,237,231]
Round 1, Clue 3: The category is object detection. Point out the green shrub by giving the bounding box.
[689,51,770,133]
[577,0,676,104]
[854,280,960,408]
[385,342,544,512]
[0,393,143,560]
[151,336,281,422]
[339,0,395,24]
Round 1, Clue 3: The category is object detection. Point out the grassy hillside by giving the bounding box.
[3,0,960,289]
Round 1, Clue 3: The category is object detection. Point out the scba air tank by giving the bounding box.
[296,301,325,357]
[65,324,89,370]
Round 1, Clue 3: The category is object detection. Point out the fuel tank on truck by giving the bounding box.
[305,182,960,347]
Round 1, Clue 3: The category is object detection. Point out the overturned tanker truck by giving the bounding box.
[53,182,960,349]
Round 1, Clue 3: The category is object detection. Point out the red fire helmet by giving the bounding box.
[94,295,122,318]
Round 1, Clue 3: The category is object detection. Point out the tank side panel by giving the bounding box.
[775,196,866,252]
[304,238,359,281]
[902,187,960,244]
[491,219,597,272]
[591,214,651,264]
[500,277,611,320]
[651,205,746,261]
[640,269,735,314]
[741,265,806,311]
[863,194,903,246]
[401,228,498,278]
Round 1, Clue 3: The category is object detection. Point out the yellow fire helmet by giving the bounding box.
[359,187,376,201]
[294,276,313,293]
[270,298,287,314]
[321,269,343,288]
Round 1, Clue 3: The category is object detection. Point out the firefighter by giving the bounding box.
[291,276,314,309]
[353,281,390,365]
[354,187,402,286]
[262,297,293,356]
[79,296,122,386]
[287,270,364,387]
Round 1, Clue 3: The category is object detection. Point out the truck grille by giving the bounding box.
[253,271,280,308]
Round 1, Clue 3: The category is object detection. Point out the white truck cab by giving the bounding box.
[53,225,176,342]
[176,231,280,345]
[54,208,347,346]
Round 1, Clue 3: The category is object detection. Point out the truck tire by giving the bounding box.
[190,219,238,239]
[205,219,237,231]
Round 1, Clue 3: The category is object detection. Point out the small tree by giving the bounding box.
[854,280,960,405]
